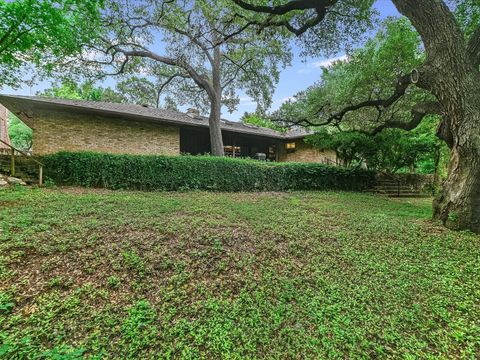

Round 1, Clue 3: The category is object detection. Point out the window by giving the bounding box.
[224,145,241,157]
[285,142,296,153]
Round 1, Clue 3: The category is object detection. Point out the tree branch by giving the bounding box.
[369,101,442,135]
[118,49,214,96]
[216,20,256,45]
[232,0,333,15]
[232,0,337,36]
[267,7,328,36]
[271,72,438,132]
[171,24,215,66]
[323,73,412,126]
[222,58,252,89]
[155,73,187,108]
[0,13,27,49]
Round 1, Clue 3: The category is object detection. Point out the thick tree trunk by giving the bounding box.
[209,97,224,156]
[433,93,480,233]
[392,0,480,233]
[207,35,225,156]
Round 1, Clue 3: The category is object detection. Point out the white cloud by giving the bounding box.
[312,55,348,69]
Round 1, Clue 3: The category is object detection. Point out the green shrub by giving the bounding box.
[41,152,375,192]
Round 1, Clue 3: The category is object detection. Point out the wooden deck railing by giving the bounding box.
[0,139,43,186]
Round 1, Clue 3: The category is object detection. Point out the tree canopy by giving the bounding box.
[75,0,291,154]
[275,18,431,132]
[37,79,123,103]
[0,0,104,88]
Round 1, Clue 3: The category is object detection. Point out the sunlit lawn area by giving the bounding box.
[0,187,479,358]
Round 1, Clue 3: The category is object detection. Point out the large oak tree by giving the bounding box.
[84,0,290,156]
[234,0,480,234]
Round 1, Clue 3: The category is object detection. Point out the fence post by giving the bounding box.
[10,148,15,177]
[39,165,43,186]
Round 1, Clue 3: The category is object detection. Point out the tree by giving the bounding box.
[305,122,442,175]
[115,77,160,108]
[241,112,286,132]
[114,76,178,109]
[0,0,103,88]
[38,79,123,102]
[8,113,32,151]
[234,0,480,233]
[82,0,290,155]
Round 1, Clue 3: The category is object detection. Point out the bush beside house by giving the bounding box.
[41,152,375,192]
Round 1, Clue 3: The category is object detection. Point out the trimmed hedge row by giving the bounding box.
[41,152,375,192]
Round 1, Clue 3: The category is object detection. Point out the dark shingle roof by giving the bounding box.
[0,95,311,140]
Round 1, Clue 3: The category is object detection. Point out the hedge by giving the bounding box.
[41,152,375,192]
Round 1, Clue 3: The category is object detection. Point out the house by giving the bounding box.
[0,95,336,163]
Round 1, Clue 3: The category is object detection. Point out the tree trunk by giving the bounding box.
[207,35,225,156]
[209,96,224,156]
[433,94,480,233]
[392,0,480,233]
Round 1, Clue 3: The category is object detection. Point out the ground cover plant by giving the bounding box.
[0,187,479,358]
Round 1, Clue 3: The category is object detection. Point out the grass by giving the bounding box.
[0,187,479,359]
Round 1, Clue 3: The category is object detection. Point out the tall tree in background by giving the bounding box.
[115,76,178,110]
[83,0,290,156]
[235,0,480,233]
[38,79,123,102]
[276,19,439,171]
[0,0,103,88]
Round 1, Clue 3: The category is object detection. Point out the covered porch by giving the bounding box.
[180,126,281,161]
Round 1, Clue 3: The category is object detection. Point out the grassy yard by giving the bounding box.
[0,187,479,359]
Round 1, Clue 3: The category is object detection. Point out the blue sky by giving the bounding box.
[6,0,400,121]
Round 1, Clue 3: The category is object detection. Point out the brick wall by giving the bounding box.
[278,140,337,164]
[32,110,180,156]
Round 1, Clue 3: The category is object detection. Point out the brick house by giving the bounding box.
[0,95,336,163]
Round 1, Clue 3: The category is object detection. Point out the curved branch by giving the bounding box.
[155,73,186,108]
[232,0,337,36]
[271,71,439,132]
[325,73,412,125]
[266,7,327,36]
[232,0,333,14]
[118,49,214,96]
[369,101,442,135]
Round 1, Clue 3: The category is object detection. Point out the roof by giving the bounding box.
[0,95,311,140]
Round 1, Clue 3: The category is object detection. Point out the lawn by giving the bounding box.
[0,187,479,359]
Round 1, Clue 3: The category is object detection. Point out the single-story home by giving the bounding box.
[0,95,336,163]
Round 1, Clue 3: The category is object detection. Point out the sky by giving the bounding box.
[5,0,400,122]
